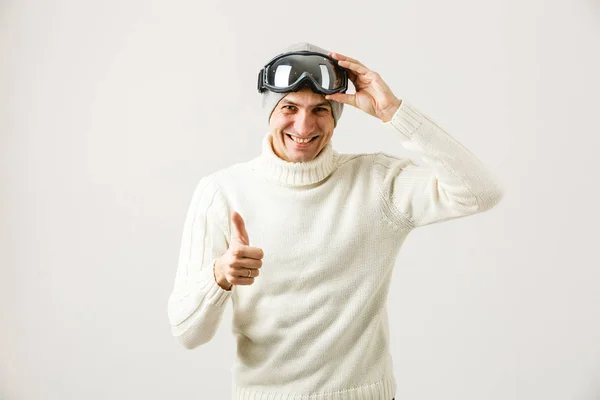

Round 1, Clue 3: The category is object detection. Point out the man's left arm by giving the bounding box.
[376,99,504,227]
[326,51,504,228]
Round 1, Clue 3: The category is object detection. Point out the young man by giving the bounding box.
[167,42,503,400]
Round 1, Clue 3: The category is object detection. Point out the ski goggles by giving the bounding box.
[257,51,348,95]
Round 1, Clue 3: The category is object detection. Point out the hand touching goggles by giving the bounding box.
[257,51,348,95]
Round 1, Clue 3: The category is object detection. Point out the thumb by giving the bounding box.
[326,93,356,108]
[230,211,249,246]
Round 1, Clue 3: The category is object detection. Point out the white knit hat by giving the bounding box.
[261,42,344,127]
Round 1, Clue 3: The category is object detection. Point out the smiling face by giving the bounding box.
[268,88,335,163]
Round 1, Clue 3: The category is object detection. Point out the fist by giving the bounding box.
[214,211,264,290]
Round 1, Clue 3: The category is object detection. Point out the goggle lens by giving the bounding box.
[266,54,343,91]
[258,52,347,94]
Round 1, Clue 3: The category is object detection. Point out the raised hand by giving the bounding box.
[213,211,264,290]
[325,52,402,123]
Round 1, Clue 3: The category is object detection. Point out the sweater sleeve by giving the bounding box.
[373,99,504,229]
[167,176,232,349]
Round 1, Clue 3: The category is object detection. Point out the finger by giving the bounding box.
[228,270,255,285]
[232,245,264,260]
[230,211,249,245]
[327,52,361,86]
[329,52,366,68]
[238,269,259,278]
[231,257,263,269]
[337,59,371,77]
[231,259,262,275]
[345,69,358,86]
[245,246,264,260]
[229,268,258,283]
[231,268,261,279]
[230,277,254,286]
[325,92,356,107]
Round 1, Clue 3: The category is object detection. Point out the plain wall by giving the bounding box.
[1,0,599,399]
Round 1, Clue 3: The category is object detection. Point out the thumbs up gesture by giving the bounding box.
[213,211,264,290]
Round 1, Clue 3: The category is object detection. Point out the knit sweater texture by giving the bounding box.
[167,99,504,400]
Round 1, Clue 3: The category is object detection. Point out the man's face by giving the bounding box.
[268,88,335,163]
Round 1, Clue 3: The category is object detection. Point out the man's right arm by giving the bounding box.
[167,176,232,349]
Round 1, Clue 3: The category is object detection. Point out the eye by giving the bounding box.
[282,105,296,111]
[315,107,329,113]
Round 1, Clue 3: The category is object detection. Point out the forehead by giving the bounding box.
[281,89,329,107]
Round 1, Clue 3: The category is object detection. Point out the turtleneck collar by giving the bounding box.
[251,132,339,187]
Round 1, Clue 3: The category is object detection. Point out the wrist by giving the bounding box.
[379,97,402,123]
[213,259,232,291]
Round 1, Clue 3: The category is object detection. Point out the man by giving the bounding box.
[167,42,503,400]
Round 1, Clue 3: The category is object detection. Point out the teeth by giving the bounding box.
[290,135,315,143]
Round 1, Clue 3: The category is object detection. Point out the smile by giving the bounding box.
[286,134,319,144]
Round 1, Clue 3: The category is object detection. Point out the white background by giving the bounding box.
[1,0,599,399]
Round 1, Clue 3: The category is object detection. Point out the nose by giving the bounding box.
[293,110,317,136]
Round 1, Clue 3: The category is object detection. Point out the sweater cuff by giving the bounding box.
[382,99,427,139]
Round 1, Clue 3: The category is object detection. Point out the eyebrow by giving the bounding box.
[280,99,331,109]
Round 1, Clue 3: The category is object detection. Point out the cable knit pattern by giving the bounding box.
[167,99,504,399]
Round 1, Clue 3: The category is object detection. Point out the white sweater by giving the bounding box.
[167,99,504,400]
